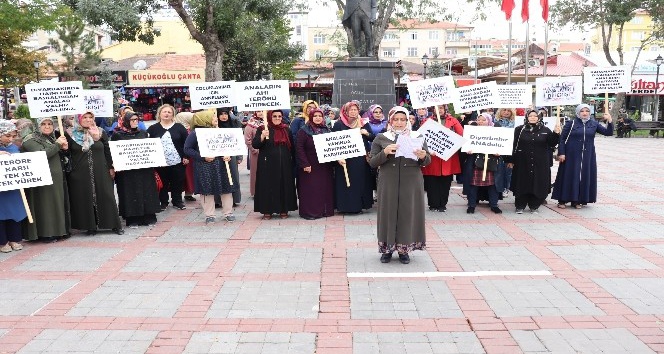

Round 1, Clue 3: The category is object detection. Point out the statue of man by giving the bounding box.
[342,0,378,57]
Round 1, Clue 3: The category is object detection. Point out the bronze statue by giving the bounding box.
[342,0,377,57]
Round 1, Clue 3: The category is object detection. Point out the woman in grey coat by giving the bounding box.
[369,106,431,264]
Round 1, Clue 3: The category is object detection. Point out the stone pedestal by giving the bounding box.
[332,58,395,111]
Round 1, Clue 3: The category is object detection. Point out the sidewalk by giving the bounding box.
[1,137,663,353]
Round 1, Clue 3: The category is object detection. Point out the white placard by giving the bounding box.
[189,81,235,110]
[312,130,366,163]
[407,76,456,109]
[452,82,500,112]
[535,76,583,106]
[82,90,114,117]
[395,134,424,161]
[497,85,533,108]
[461,125,514,156]
[25,81,85,118]
[0,151,53,192]
[235,80,290,111]
[109,138,167,171]
[514,116,559,130]
[416,119,467,161]
[584,66,632,94]
[195,128,246,158]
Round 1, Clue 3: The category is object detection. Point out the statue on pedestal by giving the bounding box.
[342,0,378,57]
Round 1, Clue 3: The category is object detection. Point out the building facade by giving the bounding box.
[591,10,663,53]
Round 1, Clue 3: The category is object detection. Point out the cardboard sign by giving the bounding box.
[514,116,559,130]
[461,125,514,156]
[25,81,85,118]
[82,90,114,117]
[313,130,366,163]
[0,152,53,192]
[189,81,235,110]
[535,76,583,106]
[109,138,167,171]
[416,119,467,161]
[195,128,246,158]
[452,82,500,112]
[497,85,533,108]
[584,66,632,94]
[407,76,455,109]
[235,80,291,111]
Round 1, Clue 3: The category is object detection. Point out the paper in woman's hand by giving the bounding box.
[395,134,424,161]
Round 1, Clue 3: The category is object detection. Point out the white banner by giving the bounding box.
[416,119,467,161]
[514,116,559,130]
[535,76,583,106]
[497,85,533,108]
[109,138,167,171]
[461,125,514,156]
[82,90,114,117]
[189,81,235,110]
[584,66,632,94]
[452,82,500,112]
[235,80,291,111]
[25,81,85,118]
[196,128,246,158]
[313,130,366,163]
[0,151,53,192]
[407,76,455,109]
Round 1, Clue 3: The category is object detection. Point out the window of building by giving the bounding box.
[314,50,325,59]
[631,16,643,24]
[407,47,418,57]
[409,32,418,40]
[429,47,439,56]
[429,31,439,40]
[651,45,660,51]
[383,32,398,40]
[630,46,641,51]
[631,31,644,40]
[447,31,465,41]
[289,14,299,20]
[295,25,302,36]
[313,34,325,44]
[382,48,397,57]
[446,48,458,55]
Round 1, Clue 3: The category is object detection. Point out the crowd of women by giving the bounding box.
[0,100,612,263]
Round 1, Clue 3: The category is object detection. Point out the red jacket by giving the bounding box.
[421,115,464,176]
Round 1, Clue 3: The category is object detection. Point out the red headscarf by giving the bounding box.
[267,110,291,149]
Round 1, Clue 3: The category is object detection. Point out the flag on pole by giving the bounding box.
[501,0,515,20]
[521,0,530,22]
[541,0,549,22]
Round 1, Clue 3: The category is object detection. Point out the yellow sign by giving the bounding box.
[128,70,206,85]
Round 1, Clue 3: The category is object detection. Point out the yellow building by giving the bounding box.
[591,10,662,53]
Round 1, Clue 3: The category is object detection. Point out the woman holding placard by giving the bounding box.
[243,111,264,197]
[552,104,613,209]
[369,106,431,264]
[464,113,503,214]
[296,108,334,220]
[184,110,238,224]
[111,111,161,228]
[0,121,26,252]
[252,110,298,219]
[65,111,124,235]
[217,107,243,206]
[21,117,71,242]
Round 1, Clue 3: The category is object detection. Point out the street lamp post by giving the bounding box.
[33,60,40,82]
[422,54,429,79]
[654,54,663,122]
[0,53,7,120]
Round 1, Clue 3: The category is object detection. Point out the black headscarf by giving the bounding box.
[216,107,239,128]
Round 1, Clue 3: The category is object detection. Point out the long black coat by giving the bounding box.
[331,121,375,213]
[507,124,560,199]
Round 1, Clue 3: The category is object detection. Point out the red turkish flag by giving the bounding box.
[501,0,515,20]
[541,0,549,22]
[522,0,530,22]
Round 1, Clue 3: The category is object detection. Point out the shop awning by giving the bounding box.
[125,83,191,88]
[438,56,509,75]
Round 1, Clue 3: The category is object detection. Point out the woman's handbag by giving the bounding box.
[474,154,498,172]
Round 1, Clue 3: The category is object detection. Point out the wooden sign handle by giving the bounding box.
[263,110,269,139]
[225,160,234,185]
[20,189,34,224]
[435,106,441,124]
[482,153,489,181]
[342,164,350,187]
[604,92,609,114]
[57,116,65,136]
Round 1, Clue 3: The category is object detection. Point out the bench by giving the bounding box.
[630,121,664,138]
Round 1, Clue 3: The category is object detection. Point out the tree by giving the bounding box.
[48,10,102,80]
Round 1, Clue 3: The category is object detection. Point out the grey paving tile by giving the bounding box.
[67,280,195,318]
[594,278,664,315]
[250,225,325,243]
[15,247,121,272]
[122,247,219,272]
[158,225,237,243]
[0,249,18,262]
[183,332,316,354]
[433,224,512,242]
[517,223,602,240]
[17,329,158,354]
[231,248,322,273]
[605,191,661,202]
[353,332,485,354]
[602,222,664,240]
[350,280,462,319]
[428,205,488,221]
[207,281,320,319]
[511,328,655,354]
[449,246,550,271]
[475,279,604,317]
[0,280,78,316]
[345,224,376,242]
[346,248,437,273]
[645,244,664,257]
[500,206,565,220]
[636,204,664,218]
[566,204,642,219]
[548,245,657,270]
[69,228,143,242]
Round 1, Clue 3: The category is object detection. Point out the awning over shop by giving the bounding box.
[438,56,509,75]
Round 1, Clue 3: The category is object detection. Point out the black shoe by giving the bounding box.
[466,207,475,214]
[380,253,393,263]
[40,237,57,243]
[429,207,437,211]
[233,203,239,207]
[159,203,168,211]
[437,206,447,212]
[398,253,410,264]
[184,195,197,202]
[112,228,125,235]
[172,203,186,210]
[86,229,97,236]
[491,207,503,214]
[215,203,222,209]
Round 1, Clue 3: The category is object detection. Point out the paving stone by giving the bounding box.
[350,280,462,319]
[500,206,565,220]
[602,222,664,240]
[183,332,316,354]
[428,205,488,221]
[594,278,664,315]
[548,245,657,270]
[69,229,143,242]
[636,205,664,218]
[17,329,158,354]
[0,280,78,316]
[250,225,325,243]
[475,279,604,317]
[231,248,322,273]
[67,280,195,318]
[605,191,661,202]
[353,332,485,354]
[433,224,512,242]
[122,247,219,272]
[207,281,320,319]
[517,223,602,240]
[566,204,641,219]
[346,248,437,273]
[158,225,237,243]
[449,246,550,271]
[345,224,376,242]
[645,244,664,257]
[511,328,655,354]
[0,249,18,262]
[15,247,121,272]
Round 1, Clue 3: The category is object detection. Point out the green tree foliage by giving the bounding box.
[48,11,102,79]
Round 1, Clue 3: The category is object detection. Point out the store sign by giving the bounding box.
[628,75,664,95]
[128,70,206,85]
[59,71,127,86]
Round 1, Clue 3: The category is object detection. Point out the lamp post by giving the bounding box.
[422,54,429,79]
[654,54,663,122]
[33,60,40,82]
[0,53,7,120]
